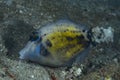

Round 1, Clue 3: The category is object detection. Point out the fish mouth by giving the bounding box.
[19,49,27,59]
[19,41,37,60]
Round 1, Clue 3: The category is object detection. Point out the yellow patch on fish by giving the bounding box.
[42,24,89,62]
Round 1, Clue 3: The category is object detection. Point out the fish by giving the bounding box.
[19,20,92,67]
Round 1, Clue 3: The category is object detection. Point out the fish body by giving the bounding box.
[19,20,91,67]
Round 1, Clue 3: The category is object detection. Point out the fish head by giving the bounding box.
[19,31,42,61]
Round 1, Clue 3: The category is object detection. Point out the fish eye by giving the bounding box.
[29,31,41,42]
[82,29,86,32]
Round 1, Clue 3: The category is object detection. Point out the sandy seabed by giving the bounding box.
[0,0,120,80]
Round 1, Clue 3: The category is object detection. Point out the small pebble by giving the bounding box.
[113,58,118,64]
[30,75,35,78]
[74,68,82,76]
[19,10,23,14]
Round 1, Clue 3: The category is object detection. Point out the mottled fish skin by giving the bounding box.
[19,20,91,67]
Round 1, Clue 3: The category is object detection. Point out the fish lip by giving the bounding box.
[19,49,26,59]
